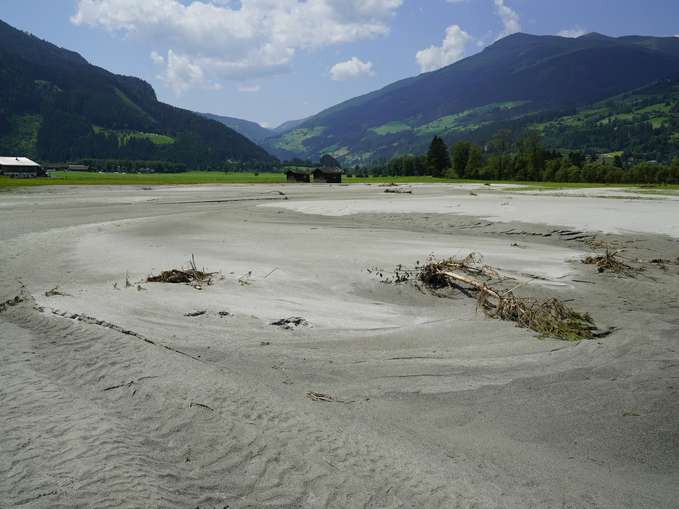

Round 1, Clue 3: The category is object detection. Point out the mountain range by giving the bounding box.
[0,19,275,167]
[2,16,679,169]
[261,32,679,164]
[200,112,309,146]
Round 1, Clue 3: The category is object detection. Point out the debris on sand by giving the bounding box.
[647,258,679,271]
[218,311,231,317]
[305,391,335,402]
[147,254,216,290]
[375,254,605,341]
[384,188,413,194]
[417,253,500,289]
[45,286,70,297]
[0,295,24,314]
[189,401,214,412]
[238,271,253,286]
[185,310,207,317]
[263,267,279,279]
[271,317,310,330]
[582,249,633,274]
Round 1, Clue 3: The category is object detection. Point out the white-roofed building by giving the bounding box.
[0,157,45,178]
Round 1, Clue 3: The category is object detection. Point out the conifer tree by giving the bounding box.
[427,136,450,177]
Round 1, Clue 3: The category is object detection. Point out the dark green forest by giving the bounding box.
[364,130,679,184]
[0,19,275,169]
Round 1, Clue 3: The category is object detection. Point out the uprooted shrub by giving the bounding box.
[373,254,606,341]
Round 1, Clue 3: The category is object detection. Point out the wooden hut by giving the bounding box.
[0,157,45,178]
[285,168,312,183]
[313,167,343,184]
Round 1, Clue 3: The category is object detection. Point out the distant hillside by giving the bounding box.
[265,32,679,164]
[272,117,308,135]
[200,113,273,144]
[533,78,679,162]
[0,19,275,167]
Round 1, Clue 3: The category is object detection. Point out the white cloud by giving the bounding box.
[416,25,470,73]
[494,0,521,39]
[72,0,402,93]
[238,84,262,93]
[159,49,207,94]
[558,26,586,38]
[150,51,164,65]
[330,57,374,80]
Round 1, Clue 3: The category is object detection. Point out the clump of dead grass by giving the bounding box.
[147,254,216,290]
[582,248,633,274]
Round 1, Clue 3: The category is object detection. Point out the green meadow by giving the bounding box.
[2,170,678,190]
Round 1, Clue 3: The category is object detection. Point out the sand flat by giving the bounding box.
[1,183,678,508]
[263,185,679,237]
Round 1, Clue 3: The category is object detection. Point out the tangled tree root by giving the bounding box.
[375,254,606,341]
[147,254,216,289]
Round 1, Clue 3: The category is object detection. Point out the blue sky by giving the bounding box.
[2,0,678,128]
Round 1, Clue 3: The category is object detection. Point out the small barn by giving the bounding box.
[0,157,45,178]
[285,168,312,183]
[313,167,343,184]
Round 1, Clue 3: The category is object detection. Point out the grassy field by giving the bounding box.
[0,171,288,187]
[1,170,678,190]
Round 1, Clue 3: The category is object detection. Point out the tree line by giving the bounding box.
[363,130,679,184]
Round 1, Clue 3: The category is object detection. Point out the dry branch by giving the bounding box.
[305,391,335,402]
[189,401,214,411]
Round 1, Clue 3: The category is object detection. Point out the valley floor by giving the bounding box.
[1,183,678,508]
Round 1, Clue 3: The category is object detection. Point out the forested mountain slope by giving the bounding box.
[0,19,275,167]
[264,32,679,164]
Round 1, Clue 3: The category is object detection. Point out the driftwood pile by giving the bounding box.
[147,255,216,290]
[376,254,602,341]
